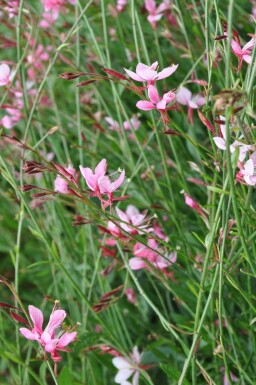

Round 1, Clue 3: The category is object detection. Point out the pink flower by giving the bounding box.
[124,61,178,86]
[108,205,150,237]
[238,152,256,186]
[145,0,170,29]
[0,64,11,87]
[231,37,256,71]
[105,117,120,132]
[129,238,177,271]
[136,85,175,112]
[20,304,77,362]
[80,159,125,207]
[184,193,205,217]
[123,115,141,131]
[54,165,76,194]
[116,0,127,12]
[176,87,205,124]
[112,346,142,385]
[41,0,75,13]
[213,116,254,162]
[40,11,58,28]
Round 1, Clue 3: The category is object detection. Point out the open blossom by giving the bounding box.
[80,159,125,206]
[0,64,11,86]
[136,85,175,112]
[129,238,177,271]
[105,117,120,132]
[123,115,141,131]
[20,304,77,362]
[108,205,151,237]
[176,87,205,124]
[213,117,254,162]
[41,0,76,13]
[112,346,142,385]
[237,152,256,186]
[54,165,76,194]
[231,37,256,71]
[145,0,170,29]
[124,61,178,86]
[116,0,127,12]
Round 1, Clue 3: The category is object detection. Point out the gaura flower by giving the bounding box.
[176,87,205,124]
[136,85,175,111]
[145,0,170,29]
[20,304,77,362]
[112,346,142,385]
[124,61,178,86]
[54,165,76,194]
[237,152,256,186]
[0,64,11,86]
[231,37,256,71]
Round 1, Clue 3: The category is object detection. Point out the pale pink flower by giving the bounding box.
[238,152,256,186]
[136,85,175,112]
[40,11,58,28]
[213,117,254,162]
[54,165,76,194]
[129,238,177,271]
[80,159,125,206]
[108,205,150,237]
[105,117,120,132]
[124,61,178,86]
[176,87,205,124]
[145,0,170,29]
[3,1,19,18]
[123,115,141,131]
[41,0,76,13]
[116,0,127,12]
[112,346,142,385]
[231,37,256,71]
[20,304,77,362]
[0,64,11,87]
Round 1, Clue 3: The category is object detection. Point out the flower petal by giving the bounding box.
[123,68,144,82]
[28,305,44,333]
[176,87,192,105]
[20,328,38,340]
[136,100,155,111]
[157,64,178,80]
[44,309,66,336]
[57,332,77,348]
[148,85,160,103]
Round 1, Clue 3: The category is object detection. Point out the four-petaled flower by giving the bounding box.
[20,304,77,362]
[231,37,256,71]
[112,346,142,385]
[124,61,178,86]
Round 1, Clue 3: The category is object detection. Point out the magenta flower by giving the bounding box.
[129,238,177,271]
[231,37,256,71]
[20,304,77,362]
[0,64,11,87]
[124,61,178,86]
[112,346,142,385]
[136,85,175,111]
[80,159,125,207]
[54,165,76,194]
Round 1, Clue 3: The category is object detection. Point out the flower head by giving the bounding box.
[0,64,11,87]
[124,61,178,86]
[20,303,77,362]
[136,85,175,111]
[54,165,76,194]
[112,346,142,385]
[231,37,256,71]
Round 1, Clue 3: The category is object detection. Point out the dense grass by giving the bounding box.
[0,1,256,384]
